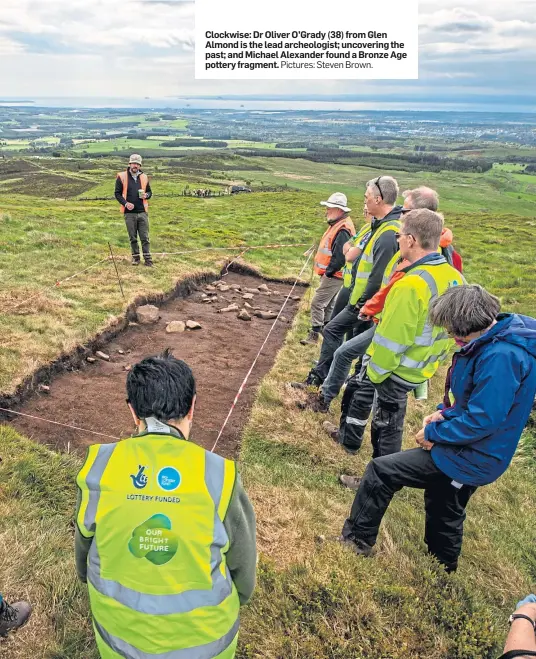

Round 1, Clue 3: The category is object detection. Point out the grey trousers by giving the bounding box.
[125,212,151,261]
[310,276,343,329]
[320,326,376,404]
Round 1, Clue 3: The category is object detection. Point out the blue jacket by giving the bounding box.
[426,313,536,486]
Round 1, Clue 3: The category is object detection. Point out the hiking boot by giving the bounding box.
[290,371,322,390]
[339,474,362,490]
[144,262,154,267]
[0,599,32,636]
[337,536,374,557]
[297,392,330,413]
[300,330,320,345]
[131,258,140,266]
[323,420,340,441]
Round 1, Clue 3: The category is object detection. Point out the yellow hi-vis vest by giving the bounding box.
[367,259,465,385]
[76,424,239,659]
[349,218,401,306]
[117,170,149,213]
[342,223,373,289]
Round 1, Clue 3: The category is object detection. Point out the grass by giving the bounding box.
[1,151,536,657]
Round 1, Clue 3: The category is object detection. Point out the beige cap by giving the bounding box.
[320,192,351,213]
[129,153,142,165]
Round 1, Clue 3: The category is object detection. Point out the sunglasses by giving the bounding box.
[374,176,384,201]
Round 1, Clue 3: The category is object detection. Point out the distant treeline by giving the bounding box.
[235,148,493,173]
[160,139,228,148]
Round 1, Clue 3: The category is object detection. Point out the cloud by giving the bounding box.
[0,0,534,109]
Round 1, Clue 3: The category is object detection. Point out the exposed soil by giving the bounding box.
[9,271,304,459]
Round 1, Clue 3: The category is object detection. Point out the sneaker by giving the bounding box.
[144,261,154,268]
[323,420,340,441]
[297,392,330,413]
[131,258,140,266]
[300,330,320,346]
[337,536,374,557]
[339,474,362,490]
[0,600,32,636]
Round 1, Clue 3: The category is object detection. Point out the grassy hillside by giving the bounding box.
[0,153,535,657]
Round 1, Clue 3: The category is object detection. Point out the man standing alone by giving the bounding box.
[115,154,153,267]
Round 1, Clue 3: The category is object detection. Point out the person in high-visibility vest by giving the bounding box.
[0,594,31,637]
[300,192,355,345]
[291,176,403,389]
[340,285,536,572]
[114,154,153,267]
[332,209,464,486]
[75,349,257,659]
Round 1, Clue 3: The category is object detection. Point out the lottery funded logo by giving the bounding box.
[130,465,148,490]
[157,466,181,492]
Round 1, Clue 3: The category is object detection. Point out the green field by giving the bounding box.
[0,149,535,658]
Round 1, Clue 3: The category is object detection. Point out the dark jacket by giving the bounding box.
[355,205,404,307]
[426,313,536,486]
[325,226,352,278]
[115,169,153,213]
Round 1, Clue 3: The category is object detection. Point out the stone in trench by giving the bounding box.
[258,283,270,292]
[244,287,259,294]
[242,293,254,300]
[124,364,132,371]
[136,305,160,324]
[219,304,239,313]
[243,302,254,310]
[96,351,110,361]
[237,309,252,321]
[291,295,301,301]
[217,284,230,292]
[205,285,216,292]
[86,356,96,363]
[38,384,50,394]
[117,349,125,355]
[253,311,278,320]
[229,284,241,291]
[166,321,186,333]
[186,320,202,330]
[279,316,288,323]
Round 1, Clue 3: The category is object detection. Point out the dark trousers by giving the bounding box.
[339,372,415,457]
[125,212,151,262]
[330,285,351,323]
[311,306,371,382]
[342,448,477,570]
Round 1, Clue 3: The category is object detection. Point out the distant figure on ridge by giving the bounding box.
[115,154,153,267]
[300,192,355,345]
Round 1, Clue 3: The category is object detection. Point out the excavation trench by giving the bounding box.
[8,268,306,459]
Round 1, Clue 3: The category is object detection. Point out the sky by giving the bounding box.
[0,0,535,111]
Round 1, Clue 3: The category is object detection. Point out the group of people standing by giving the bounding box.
[295,175,536,579]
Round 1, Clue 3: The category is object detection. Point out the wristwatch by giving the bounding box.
[508,613,536,630]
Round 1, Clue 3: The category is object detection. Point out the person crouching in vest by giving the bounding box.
[115,154,153,267]
[75,349,257,659]
[300,192,355,345]
[334,209,464,489]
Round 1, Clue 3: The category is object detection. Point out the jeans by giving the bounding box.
[342,448,477,571]
[330,285,351,323]
[311,307,371,382]
[339,369,416,457]
[125,212,151,262]
[320,326,376,404]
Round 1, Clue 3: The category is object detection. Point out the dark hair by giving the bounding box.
[429,285,500,337]
[126,348,196,422]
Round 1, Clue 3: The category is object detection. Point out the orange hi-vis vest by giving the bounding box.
[117,170,149,213]
[314,217,355,279]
